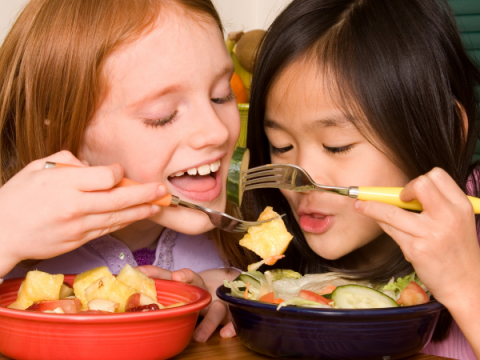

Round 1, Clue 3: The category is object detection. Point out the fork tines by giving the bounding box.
[242,165,291,191]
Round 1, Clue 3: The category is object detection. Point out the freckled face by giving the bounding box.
[264,60,409,259]
[78,9,240,235]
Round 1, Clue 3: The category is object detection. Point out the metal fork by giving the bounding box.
[168,196,277,233]
[242,163,480,213]
[45,162,277,233]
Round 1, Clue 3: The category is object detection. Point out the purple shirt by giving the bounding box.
[5,228,225,278]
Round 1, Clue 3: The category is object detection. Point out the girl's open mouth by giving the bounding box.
[299,213,333,234]
[168,159,222,202]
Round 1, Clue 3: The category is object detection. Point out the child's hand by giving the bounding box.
[0,151,166,277]
[137,265,238,342]
[354,167,480,306]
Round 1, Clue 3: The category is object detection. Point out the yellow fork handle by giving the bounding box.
[356,187,480,214]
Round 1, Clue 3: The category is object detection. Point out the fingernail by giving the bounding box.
[157,185,167,197]
[354,200,362,210]
[193,330,207,343]
[176,271,186,282]
[151,204,160,213]
[222,329,235,338]
[81,159,89,166]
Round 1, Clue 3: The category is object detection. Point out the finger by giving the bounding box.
[56,164,125,191]
[400,170,466,215]
[193,300,227,342]
[219,322,236,339]
[354,199,421,238]
[425,168,472,207]
[24,151,86,173]
[172,268,207,289]
[79,203,161,238]
[136,265,173,280]
[81,182,167,213]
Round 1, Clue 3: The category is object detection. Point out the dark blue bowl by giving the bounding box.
[217,285,444,360]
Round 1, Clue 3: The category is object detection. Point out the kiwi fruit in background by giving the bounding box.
[235,29,266,73]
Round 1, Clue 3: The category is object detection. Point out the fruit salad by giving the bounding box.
[224,270,431,310]
[7,265,184,314]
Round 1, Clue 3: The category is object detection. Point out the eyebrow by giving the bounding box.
[128,64,234,109]
[264,115,351,131]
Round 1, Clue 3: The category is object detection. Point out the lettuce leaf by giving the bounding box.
[381,272,427,300]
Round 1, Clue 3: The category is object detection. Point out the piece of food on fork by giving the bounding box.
[238,207,293,271]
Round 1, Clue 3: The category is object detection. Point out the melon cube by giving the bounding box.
[84,275,137,313]
[116,264,157,302]
[8,270,64,310]
[73,266,112,310]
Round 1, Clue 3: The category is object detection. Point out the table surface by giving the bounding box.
[169,332,453,360]
[0,332,454,360]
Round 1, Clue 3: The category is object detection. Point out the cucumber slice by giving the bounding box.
[227,147,250,206]
[332,285,398,309]
[235,271,266,290]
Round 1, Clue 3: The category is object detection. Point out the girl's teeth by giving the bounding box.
[175,159,221,177]
[198,164,211,175]
[210,160,220,172]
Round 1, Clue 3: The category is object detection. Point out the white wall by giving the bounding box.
[213,0,292,35]
[0,0,30,44]
[0,0,292,45]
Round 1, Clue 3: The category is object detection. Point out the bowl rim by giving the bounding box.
[0,277,211,323]
[217,285,444,318]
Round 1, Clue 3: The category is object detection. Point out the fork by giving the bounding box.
[45,162,276,233]
[243,163,480,213]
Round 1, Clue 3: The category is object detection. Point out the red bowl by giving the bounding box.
[0,275,211,360]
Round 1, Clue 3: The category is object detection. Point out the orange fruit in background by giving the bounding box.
[230,72,248,103]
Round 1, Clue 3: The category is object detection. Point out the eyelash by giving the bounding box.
[270,144,354,155]
[143,111,178,128]
[270,144,293,155]
[323,144,353,154]
[211,90,236,104]
[143,91,235,128]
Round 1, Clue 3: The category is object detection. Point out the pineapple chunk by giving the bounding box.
[116,264,158,302]
[239,207,293,260]
[84,276,137,312]
[73,266,112,310]
[8,270,64,310]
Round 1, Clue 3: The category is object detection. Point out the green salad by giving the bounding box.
[224,270,431,310]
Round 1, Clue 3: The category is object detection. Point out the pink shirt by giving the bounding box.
[5,228,226,278]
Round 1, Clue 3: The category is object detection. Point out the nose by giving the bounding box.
[186,101,232,150]
[296,151,332,187]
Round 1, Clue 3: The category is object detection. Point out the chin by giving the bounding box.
[149,204,216,235]
[305,235,352,261]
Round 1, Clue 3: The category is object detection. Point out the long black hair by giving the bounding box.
[243,0,480,341]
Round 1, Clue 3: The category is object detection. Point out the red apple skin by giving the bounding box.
[26,299,82,314]
[125,293,142,312]
[125,304,160,312]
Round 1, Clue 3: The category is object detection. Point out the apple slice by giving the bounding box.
[125,293,164,312]
[26,299,81,314]
[59,283,74,299]
[87,299,119,313]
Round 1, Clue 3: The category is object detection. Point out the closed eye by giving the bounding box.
[323,144,354,154]
[270,144,293,154]
[143,111,178,128]
[211,90,236,104]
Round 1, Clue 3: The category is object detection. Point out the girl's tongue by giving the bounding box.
[169,173,216,192]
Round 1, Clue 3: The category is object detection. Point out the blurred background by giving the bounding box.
[0,0,292,44]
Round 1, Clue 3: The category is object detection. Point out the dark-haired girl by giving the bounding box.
[245,0,480,357]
